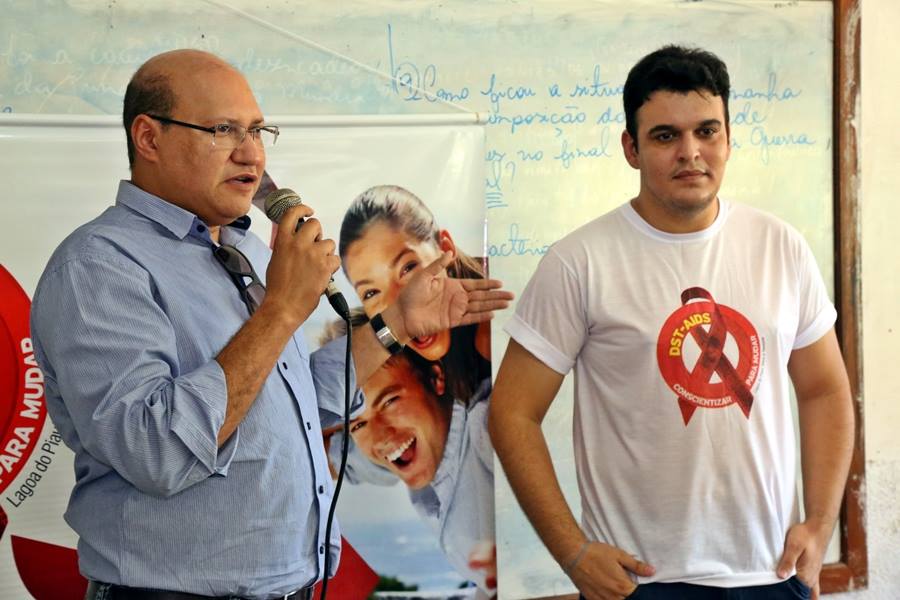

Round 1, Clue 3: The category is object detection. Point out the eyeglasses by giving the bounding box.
[147,115,279,148]
[213,244,266,315]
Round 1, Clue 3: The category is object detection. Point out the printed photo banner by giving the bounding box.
[262,118,494,598]
[0,115,490,599]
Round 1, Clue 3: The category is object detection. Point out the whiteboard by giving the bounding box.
[0,1,836,598]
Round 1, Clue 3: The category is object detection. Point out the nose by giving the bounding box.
[369,279,403,317]
[678,133,701,162]
[353,417,388,459]
[231,134,265,166]
[385,280,404,310]
[371,422,398,454]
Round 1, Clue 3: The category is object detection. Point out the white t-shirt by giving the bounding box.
[505,199,836,587]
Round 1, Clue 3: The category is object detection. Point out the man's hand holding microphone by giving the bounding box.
[263,200,342,328]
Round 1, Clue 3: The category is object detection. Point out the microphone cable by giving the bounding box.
[320,310,352,600]
[262,185,353,599]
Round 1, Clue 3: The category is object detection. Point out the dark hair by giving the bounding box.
[122,71,176,168]
[623,45,731,147]
[340,185,484,281]
[389,348,454,410]
[339,185,489,401]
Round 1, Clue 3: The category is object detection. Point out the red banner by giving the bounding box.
[0,266,47,497]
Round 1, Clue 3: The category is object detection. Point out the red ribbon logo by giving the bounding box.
[0,266,47,496]
[657,287,762,425]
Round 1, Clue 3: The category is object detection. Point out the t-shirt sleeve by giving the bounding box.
[503,248,588,374]
[792,236,837,349]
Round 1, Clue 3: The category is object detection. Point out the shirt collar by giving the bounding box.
[408,399,471,519]
[621,196,730,243]
[411,378,492,518]
[115,180,252,241]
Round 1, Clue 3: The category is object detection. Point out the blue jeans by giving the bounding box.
[579,577,811,599]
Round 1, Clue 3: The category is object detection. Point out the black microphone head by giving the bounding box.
[264,188,302,224]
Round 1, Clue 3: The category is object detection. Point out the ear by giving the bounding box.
[131,114,163,165]
[429,363,446,396]
[437,229,457,257]
[622,130,640,170]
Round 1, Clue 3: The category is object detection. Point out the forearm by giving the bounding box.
[348,303,407,387]
[489,339,586,567]
[33,257,250,494]
[215,301,300,445]
[788,330,855,534]
[797,387,854,530]
[249,296,403,438]
[311,304,411,429]
[490,410,587,567]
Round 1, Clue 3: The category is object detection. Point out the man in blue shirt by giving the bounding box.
[30,49,510,600]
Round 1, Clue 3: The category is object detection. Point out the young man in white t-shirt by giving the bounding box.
[488,46,853,600]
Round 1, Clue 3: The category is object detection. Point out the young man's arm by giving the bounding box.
[489,339,654,600]
[777,329,854,600]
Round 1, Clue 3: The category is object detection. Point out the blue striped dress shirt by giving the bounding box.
[30,181,341,598]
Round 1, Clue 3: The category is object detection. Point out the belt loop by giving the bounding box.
[87,582,110,600]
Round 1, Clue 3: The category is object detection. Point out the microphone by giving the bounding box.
[264,188,350,320]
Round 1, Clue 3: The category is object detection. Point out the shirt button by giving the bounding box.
[319,545,325,554]
[306,422,311,430]
[318,485,324,494]
[196,224,206,233]
[282,362,288,369]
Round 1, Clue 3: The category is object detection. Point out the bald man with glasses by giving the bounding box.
[30,50,511,600]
